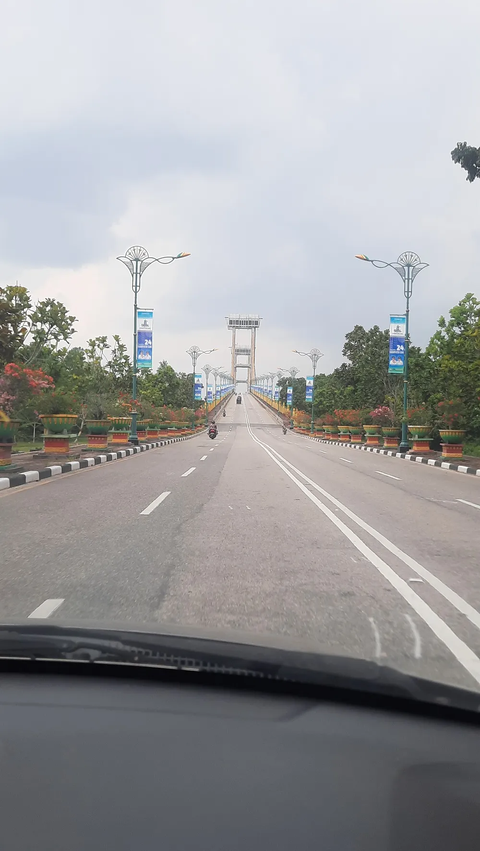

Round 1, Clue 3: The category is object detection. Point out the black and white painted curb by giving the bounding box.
[0,432,203,491]
[301,434,480,478]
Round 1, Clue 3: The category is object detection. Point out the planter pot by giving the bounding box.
[363,425,377,435]
[338,426,350,442]
[411,438,431,453]
[441,442,464,459]
[0,442,14,467]
[381,427,400,449]
[439,429,466,445]
[111,431,129,445]
[85,419,110,435]
[408,424,430,439]
[365,433,381,446]
[87,434,108,449]
[39,414,78,435]
[108,416,131,431]
[43,435,71,454]
[382,427,400,437]
[0,419,21,443]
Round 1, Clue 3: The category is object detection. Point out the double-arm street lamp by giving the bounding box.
[293,348,324,433]
[117,245,190,444]
[278,366,300,423]
[186,346,217,429]
[355,251,428,452]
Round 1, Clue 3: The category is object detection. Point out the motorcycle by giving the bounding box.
[208,426,218,440]
[282,426,287,435]
[223,410,226,417]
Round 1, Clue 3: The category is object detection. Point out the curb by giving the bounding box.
[299,434,480,478]
[0,431,204,492]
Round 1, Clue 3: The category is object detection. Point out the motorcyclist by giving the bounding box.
[209,421,218,436]
[223,410,226,417]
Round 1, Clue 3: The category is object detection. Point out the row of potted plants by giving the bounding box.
[292,403,468,458]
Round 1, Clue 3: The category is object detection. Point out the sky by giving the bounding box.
[1,0,479,381]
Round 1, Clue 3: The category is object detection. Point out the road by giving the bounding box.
[2,392,480,692]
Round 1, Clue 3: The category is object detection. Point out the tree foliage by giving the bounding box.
[451,141,480,183]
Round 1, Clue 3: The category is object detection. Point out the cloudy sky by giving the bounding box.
[1,0,479,379]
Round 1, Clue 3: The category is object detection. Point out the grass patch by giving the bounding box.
[463,441,480,458]
[13,435,89,453]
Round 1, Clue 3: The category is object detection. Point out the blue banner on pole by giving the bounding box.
[136,309,153,369]
[388,314,406,374]
[306,375,313,403]
[207,384,213,403]
[286,386,293,407]
[194,373,203,401]
[274,388,279,401]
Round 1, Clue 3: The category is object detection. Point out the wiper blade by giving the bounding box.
[0,623,478,712]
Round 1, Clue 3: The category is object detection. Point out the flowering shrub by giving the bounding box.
[36,390,78,415]
[406,406,430,425]
[436,400,466,429]
[334,409,363,426]
[0,362,54,415]
[370,406,396,426]
[322,412,338,426]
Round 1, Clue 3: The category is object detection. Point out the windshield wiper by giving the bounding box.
[0,622,478,712]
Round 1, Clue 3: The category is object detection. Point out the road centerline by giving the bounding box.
[376,471,400,480]
[457,498,480,511]
[181,467,196,477]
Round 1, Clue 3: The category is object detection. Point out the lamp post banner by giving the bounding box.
[207,385,213,403]
[194,374,203,401]
[274,388,279,401]
[286,386,293,407]
[137,308,153,369]
[306,376,313,403]
[388,314,406,374]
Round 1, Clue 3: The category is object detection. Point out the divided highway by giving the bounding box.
[2,393,480,692]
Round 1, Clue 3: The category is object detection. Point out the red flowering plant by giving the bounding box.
[0,362,54,417]
[322,412,338,426]
[369,406,397,427]
[334,409,363,426]
[436,400,467,429]
[406,405,430,426]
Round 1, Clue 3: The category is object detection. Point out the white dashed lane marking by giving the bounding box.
[140,491,171,516]
[376,471,400,480]
[28,599,65,618]
[181,467,196,477]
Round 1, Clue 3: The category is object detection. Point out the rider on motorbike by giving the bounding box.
[209,421,218,437]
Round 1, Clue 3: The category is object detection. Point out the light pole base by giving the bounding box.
[128,435,139,446]
[398,441,410,453]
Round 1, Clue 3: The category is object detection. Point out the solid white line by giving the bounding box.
[369,617,382,659]
[405,614,422,659]
[340,458,353,463]
[457,498,480,511]
[28,599,64,619]
[375,471,400,480]
[244,404,480,685]
[181,467,196,477]
[140,491,171,516]
[200,455,207,461]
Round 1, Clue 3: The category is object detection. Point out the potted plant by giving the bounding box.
[0,413,21,468]
[370,405,400,449]
[437,400,467,459]
[335,409,363,443]
[362,410,381,446]
[0,362,55,464]
[37,390,78,454]
[83,394,112,449]
[406,406,431,452]
[323,412,338,439]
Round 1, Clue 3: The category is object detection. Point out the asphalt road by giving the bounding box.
[2,393,480,692]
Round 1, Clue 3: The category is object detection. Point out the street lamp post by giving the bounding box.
[355,251,428,453]
[117,245,190,444]
[278,367,300,425]
[186,346,217,430]
[212,367,224,412]
[203,364,214,424]
[293,348,324,433]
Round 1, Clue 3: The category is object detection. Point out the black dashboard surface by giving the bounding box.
[0,673,479,850]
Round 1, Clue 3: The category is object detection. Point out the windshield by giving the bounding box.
[1,0,480,702]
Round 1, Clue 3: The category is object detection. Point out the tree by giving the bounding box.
[334,324,402,409]
[0,286,31,366]
[451,142,480,182]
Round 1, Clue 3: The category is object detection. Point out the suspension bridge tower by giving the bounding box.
[226,314,262,390]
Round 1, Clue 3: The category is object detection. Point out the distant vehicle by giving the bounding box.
[236,395,242,404]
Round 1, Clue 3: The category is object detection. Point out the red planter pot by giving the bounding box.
[87,434,108,449]
[441,443,464,459]
[365,434,381,446]
[43,435,71,454]
[0,443,13,467]
[411,438,431,453]
[111,431,129,444]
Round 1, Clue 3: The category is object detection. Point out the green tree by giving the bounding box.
[451,141,480,182]
[0,285,31,366]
